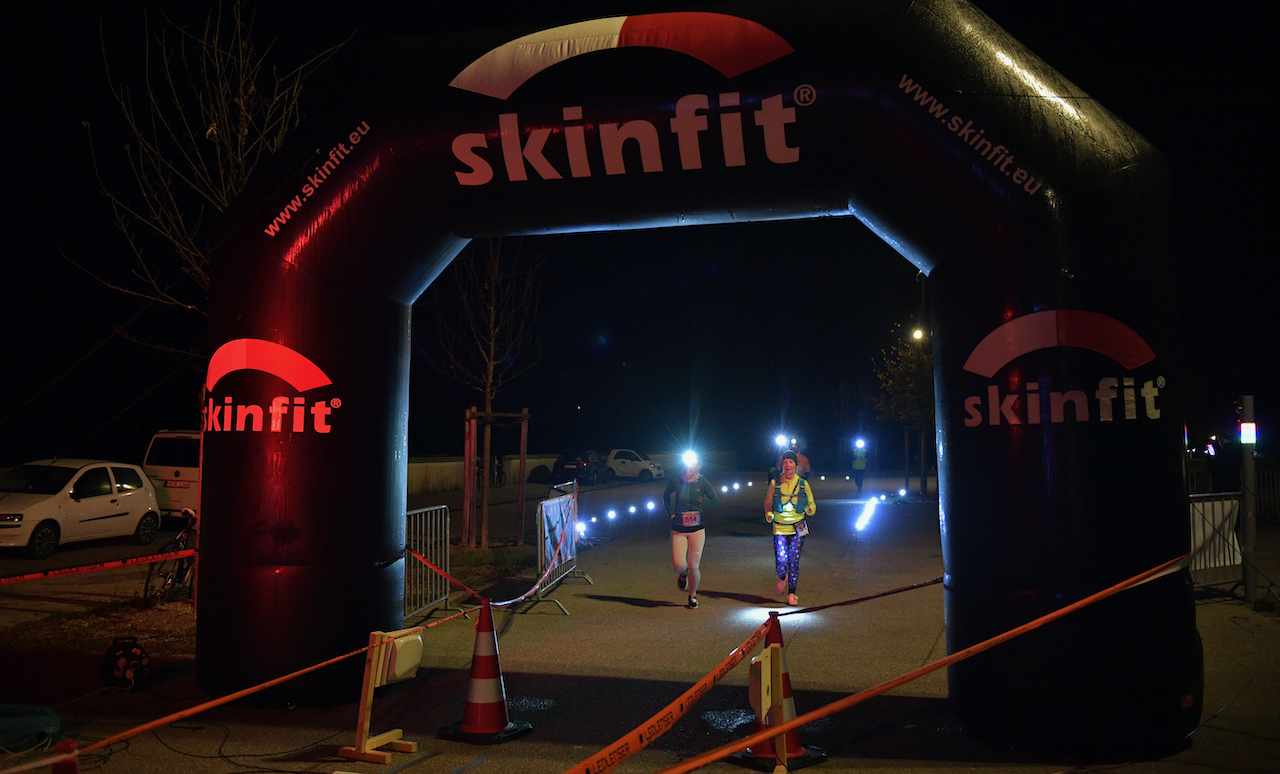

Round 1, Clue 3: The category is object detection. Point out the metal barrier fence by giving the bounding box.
[405,505,451,619]
[1188,492,1242,587]
[529,481,592,614]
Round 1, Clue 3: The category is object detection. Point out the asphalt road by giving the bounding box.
[2,473,1276,774]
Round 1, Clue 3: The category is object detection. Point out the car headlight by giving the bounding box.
[1,513,23,523]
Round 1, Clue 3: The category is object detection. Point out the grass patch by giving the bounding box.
[449,543,538,588]
[0,598,197,657]
[0,547,538,661]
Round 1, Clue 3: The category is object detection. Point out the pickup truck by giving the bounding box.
[604,449,665,482]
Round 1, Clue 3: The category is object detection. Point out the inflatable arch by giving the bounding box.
[201,0,1200,754]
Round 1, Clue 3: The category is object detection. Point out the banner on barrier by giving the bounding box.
[538,490,577,579]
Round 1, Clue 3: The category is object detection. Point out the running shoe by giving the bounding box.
[787,593,799,606]
[688,596,698,609]
[677,572,688,591]
[775,578,786,596]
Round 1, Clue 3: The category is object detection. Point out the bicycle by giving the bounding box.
[144,508,197,607]
[475,456,507,489]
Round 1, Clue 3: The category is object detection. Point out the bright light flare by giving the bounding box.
[732,482,740,490]
[855,498,877,531]
[607,510,617,519]
[775,435,787,447]
[628,505,637,513]
[898,488,907,497]
[576,521,587,534]
[721,485,729,492]
[682,450,699,466]
[646,501,656,510]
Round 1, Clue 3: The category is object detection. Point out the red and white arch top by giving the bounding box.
[450,12,794,100]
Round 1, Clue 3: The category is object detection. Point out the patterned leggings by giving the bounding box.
[774,533,806,593]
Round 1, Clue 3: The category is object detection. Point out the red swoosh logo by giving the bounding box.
[963,310,1156,377]
[206,339,333,392]
[450,12,794,99]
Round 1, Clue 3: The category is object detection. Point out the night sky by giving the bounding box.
[4,1,1276,472]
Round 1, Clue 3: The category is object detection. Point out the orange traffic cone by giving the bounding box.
[51,740,79,774]
[438,598,532,745]
[731,612,826,771]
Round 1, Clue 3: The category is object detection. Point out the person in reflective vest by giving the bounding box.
[852,439,868,495]
[764,450,816,606]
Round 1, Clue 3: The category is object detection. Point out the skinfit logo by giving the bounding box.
[448,12,800,187]
[204,339,339,434]
[961,310,1164,427]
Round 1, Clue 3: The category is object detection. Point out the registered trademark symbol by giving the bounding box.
[1156,376,1165,389]
[330,398,342,408]
[793,84,816,106]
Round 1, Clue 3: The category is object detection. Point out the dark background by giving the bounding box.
[4,1,1275,472]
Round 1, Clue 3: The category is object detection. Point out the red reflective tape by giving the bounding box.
[407,548,481,599]
[0,549,197,586]
[493,514,573,607]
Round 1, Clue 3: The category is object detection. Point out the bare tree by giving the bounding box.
[873,323,935,496]
[73,2,345,352]
[419,237,546,548]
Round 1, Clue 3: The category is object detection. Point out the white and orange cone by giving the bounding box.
[438,598,532,744]
[731,612,826,771]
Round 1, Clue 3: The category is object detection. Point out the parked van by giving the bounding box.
[142,430,201,518]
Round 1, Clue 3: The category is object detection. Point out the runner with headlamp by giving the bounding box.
[663,451,720,609]
[765,449,816,606]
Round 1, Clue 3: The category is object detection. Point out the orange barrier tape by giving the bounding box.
[561,619,773,774]
[652,553,1190,774]
[0,750,78,774]
[77,619,432,754]
[2,603,490,774]
[2,555,494,773]
[0,548,197,586]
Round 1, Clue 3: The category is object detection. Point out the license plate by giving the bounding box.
[165,480,191,488]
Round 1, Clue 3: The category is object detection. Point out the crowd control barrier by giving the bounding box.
[404,505,452,618]
[528,482,592,614]
[1189,492,1243,588]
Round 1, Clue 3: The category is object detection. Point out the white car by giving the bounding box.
[142,430,202,518]
[0,459,161,559]
[604,449,665,482]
